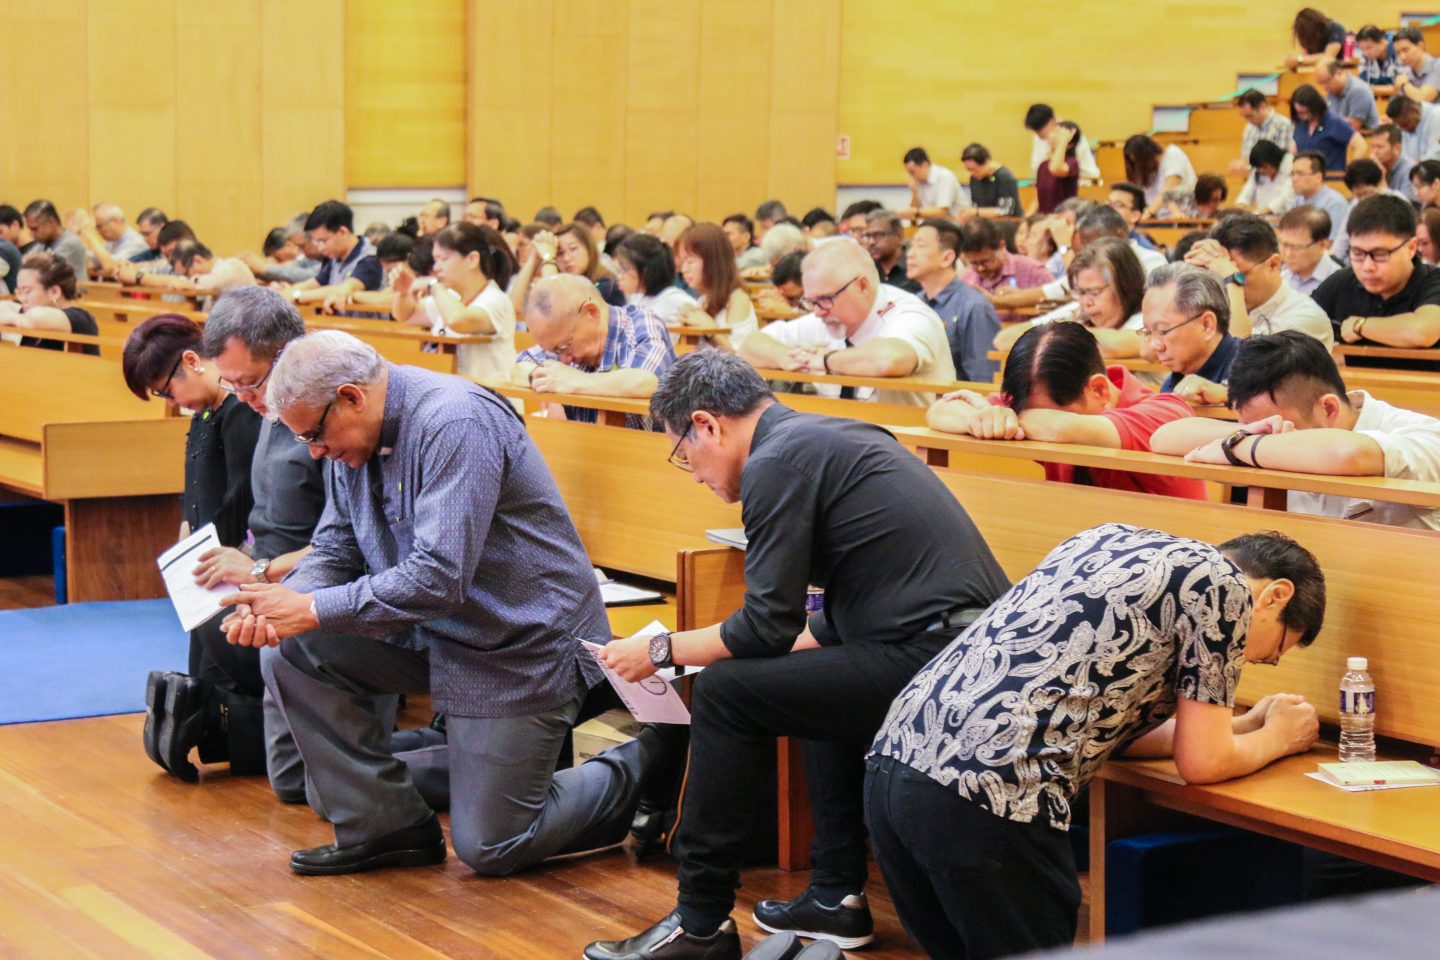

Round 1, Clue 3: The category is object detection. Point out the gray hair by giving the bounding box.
[649,350,774,434]
[526,273,595,321]
[1146,262,1231,333]
[1076,205,1128,239]
[266,330,385,415]
[285,212,310,241]
[759,223,807,265]
[201,286,307,360]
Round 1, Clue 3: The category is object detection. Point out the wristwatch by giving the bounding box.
[1227,271,1246,286]
[250,558,272,583]
[1219,429,1253,467]
[648,631,674,669]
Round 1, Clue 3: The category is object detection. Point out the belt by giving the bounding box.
[923,606,986,634]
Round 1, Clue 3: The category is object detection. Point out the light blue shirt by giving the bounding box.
[1286,186,1351,244]
[1326,76,1379,131]
[1402,102,1440,162]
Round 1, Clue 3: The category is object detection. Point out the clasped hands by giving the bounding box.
[1183,414,1295,465]
[782,345,831,372]
[190,546,316,647]
[937,388,1024,439]
[528,360,584,394]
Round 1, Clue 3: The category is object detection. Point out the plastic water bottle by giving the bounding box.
[805,586,825,615]
[1343,32,1356,61]
[1339,657,1376,763]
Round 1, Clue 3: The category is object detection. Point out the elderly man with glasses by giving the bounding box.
[585,350,1010,960]
[1141,263,1242,406]
[736,239,954,406]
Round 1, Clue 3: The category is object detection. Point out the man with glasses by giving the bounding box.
[1283,153,1350,245]
[512,274,676,430]
[1141,263,1241,405]
[956,217,1051,319]
[219,330,665,880]
[1106,183,1158,251]
[584,350,1010,960]
[1278,205,1340,295]
[737,239,954,406]
[1312,194,1440,351]
[857,209,920,293]
[1185,213,1333,347]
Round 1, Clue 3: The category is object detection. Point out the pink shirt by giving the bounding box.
[961,250,1052,296]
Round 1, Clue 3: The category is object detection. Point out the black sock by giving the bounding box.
[675,905,726,938]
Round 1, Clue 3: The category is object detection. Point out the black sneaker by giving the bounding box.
[584,911,741,960]
[752,890,874,949]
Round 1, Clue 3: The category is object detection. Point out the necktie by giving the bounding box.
[839,338,856,400]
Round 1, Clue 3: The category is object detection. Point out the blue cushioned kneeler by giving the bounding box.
[52,524,67,604]
[0,501,63,576]
[1106,828,1305,935]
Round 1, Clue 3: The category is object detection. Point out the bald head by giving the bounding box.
[801,240,880,335]
[93,203,128,241]
[525,274,606,366]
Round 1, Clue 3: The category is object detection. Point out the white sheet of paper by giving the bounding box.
[1304,771,1440,793]
[157,523,232,631]
[583,623,690,724]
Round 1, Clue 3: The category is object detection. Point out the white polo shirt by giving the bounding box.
[916,164,967,215]
[762,283,955,407]
[1288,391,1440,531]
[1248,279,1334,348]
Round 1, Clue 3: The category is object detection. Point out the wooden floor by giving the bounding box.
[0,574,54,610]
[0,577,1090,958]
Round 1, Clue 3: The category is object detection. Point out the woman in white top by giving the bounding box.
[1123,135,1197,216]
[612,233,697,326]
[1237,141,1295,215]
[674,222,759,350]
[395,222,518,383]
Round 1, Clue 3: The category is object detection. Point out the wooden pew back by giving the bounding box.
[0,344,168,444]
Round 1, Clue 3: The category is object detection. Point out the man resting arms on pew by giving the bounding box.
[928,323,1207,499]
[512,274,677,430]
[869,521,1324,959]
[1318,195,1440,350]
[1152,331,1440,531]
[737,240,954,407]
[1143,263,1241,406]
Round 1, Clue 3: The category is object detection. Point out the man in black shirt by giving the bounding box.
[859,209,921,293]
[1319,194,1440,350]
[586,351,1010,960]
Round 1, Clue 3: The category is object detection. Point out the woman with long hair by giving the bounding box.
[674,222,760,350]
[1286,8,1346,68]
[1290,83,1361,172]
[1122,135,1197,216]
[613,233,697,325]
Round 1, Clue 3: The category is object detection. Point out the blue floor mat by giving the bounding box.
[0,600,189,725]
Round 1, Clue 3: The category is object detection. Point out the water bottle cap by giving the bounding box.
[1347,656,1368,671]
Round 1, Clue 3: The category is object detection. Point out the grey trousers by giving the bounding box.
[263,630,651,875]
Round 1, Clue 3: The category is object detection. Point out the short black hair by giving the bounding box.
[1395,25,1424,46]
[649,350,775,435]
[1211,212,1279,262]
[961,143,991,165]
[573,206,605,228]
[1347,193,1417,239]
[903,147,929,165]
[614,233,675,297]
[169,239,212,271]
[1109,182,1146,211]
[1343,158,1385,191]
[121,313,204,401]
[958,217,1004,254]
[1369,123,1403,146]
[801,207,835,229]
[156,220,197,247]
[407,234,435,275]
[1236,89,1269,110]
[23,199,60,224]
[1293,152,1327,177]
[1170,230,1209,263]
[1249,139,1286,171]
[263,227,289,257]
[605,223,635,252]
[1277,205,1332,244]
[1412,158,1440,188]
[1195,173,1228,205]
[1001,323,1106,412]
[533,206,564,228]
[1289,84,1328,122]
[721,213,754,239]
[840,200,883,220]
[1229,330,1349,414]
[0,204,21,227]
[376,231,415,265]
[920,218,963,263]
[771,251,804,287]
[1356,25,1386,44]
[1218,530,1327,648]
[136,207,168,228]
[305,199,355,233]
[1024,103,1055,132]
[1387,95,1420,120]
[755,200,788,223]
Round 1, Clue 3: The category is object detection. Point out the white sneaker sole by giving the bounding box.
[751,915,875,950]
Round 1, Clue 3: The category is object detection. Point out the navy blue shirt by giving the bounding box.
[1293,112,1355,173]
[0,239,21,293]
[316,237,383,291]
[921,275,1002,381]
[287,363,606,717]
[1161,334,1240,393]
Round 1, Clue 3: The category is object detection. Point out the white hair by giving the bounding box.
[759,223,808,265]
[266,330,385,416]
[802,235,880,288]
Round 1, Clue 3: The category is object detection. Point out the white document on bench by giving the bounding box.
[581,622,690,724]
[157,523,231,631]
[594,568,665,607]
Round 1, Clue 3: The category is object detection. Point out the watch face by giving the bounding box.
[648,633,670,665]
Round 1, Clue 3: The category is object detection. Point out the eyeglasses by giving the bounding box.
[293,397,336,446]
[219,361,275,397]
[860,231,896,243]
[667,423,694,472]
[1076,283,1112,301]
[1139,313,1205,342]
[151,355,184,400]
[800,276,860,313]
[1348,238,1411,265]
[1253,627,1298,667]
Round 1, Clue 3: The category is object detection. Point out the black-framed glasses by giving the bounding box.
[293,397,336,446]
[1253,627,1298,667]
[151,354,184,400]
[800,276,860,313]
[667,423,694,472]
[219,361,275,397]
[860,230,896,243]
[1140,312,1205,342]
[1348,238,1411,265]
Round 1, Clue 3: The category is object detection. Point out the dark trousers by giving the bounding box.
[189,618,266,773]
[864,756,1081,960]
[672,634,951,931]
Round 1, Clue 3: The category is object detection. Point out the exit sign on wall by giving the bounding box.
[836,135,850,160]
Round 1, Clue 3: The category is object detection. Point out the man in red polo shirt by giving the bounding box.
[927,322,1205,499]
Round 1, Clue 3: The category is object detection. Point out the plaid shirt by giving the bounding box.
[518,303,676,430]
[1359,40,1398,86]
[1239,110,1294,161]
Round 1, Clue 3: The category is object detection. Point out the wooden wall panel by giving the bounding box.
[767,0,840,214]
[623,0,701,226]
[836,0,1402,186]
[345,0,467,188]
[0,0,90,210]
[696,0,773,222]
[550,1,629,220]
[86,1,177,218]
[261,0,345,231]
[468,0,555,221]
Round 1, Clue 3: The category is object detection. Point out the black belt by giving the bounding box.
[924,606,986,634]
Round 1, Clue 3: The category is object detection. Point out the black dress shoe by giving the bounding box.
[792,943,842,960]
[584,911,741,960]
[142,670,170,773]
[290,812,446,876]
[753,890,874,949]
[157,673,206,783]
[741,932,803,960]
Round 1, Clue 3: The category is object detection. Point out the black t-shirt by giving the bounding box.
[20,306,100,357]
[1312,257,1440,333]
[880,258,922,294]
[184,393,263,547]
[969,165,1022,214]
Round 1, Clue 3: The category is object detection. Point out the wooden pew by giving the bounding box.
[1335,344,1440,367]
